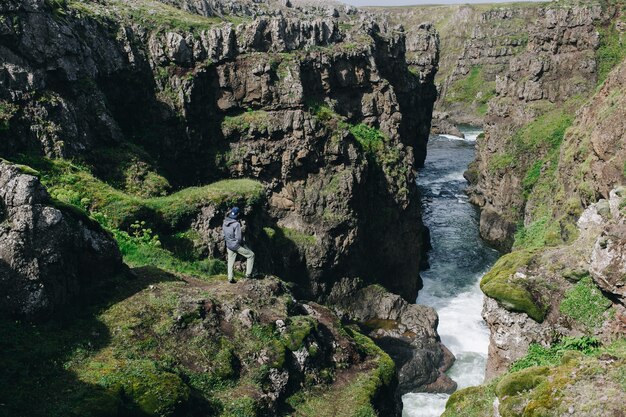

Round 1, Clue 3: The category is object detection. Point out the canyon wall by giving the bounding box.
[0,0,438,302]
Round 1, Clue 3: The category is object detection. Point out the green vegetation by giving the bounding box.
[596,21,626,85]
[2,266,395,417]
[287,326,395,417]
[480,250,548,322]
[443,385,496,417]
[488,153,515,173]
[522,160,543,196]
[559,276,613,330]
[263,226,317,250]
[8,156,262,281]
[443,337,624,417]
[349,123,385,154]
[16,157,263,231]
[112,226,226,278]
[0,101,18,131]
[222,110,269,134]
[67,0,229,32]
[513,217,557,250]
[443,66,496,115]
[509,336,601,372]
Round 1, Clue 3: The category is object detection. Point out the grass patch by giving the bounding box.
[443,66,496,112]
[511,107,573,154]
[522,159,543,196]
[509,336,601,373]
[289,327,395,417]
[596,22,626,85]
[349,124,385,154]
[112,228,226,279]
[14,156,264,232]
[559,276,613,331]
[222,110,269,135]
[264,227,317,250]
[488,153,515,173]
[67,0,230,32]
[442,385,496,417]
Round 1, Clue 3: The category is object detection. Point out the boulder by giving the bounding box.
[328,279,456,394]
[0,162,123,318]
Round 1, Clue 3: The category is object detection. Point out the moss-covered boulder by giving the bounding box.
[480,250,547,322]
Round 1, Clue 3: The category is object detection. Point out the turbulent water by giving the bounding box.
[402,127,501,417]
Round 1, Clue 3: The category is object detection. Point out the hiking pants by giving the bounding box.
[227,245,255,280]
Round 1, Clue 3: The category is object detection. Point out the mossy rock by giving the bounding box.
[118,361,190,417]
[495,366,549,398]
[282,316,317,352]
[81,359,190,417]
[480,250,547,322]
[442,385,495,417]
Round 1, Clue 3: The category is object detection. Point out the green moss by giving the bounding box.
[443,385,496,417]
[513,217,550,249]
[512,107,573,154]
[222,110,269,134]
[488,153,515,173]
[559,276,613,330]
[83,359,190,416]
[222,397,258,417]
[291,327,395,417]
[265,226,317,249]
[443,66,496,112]
[68,0,228,32]
[16,157,263,231]
[282,316,317,352]
[480,250,547,322]
[523,160,543,196]
[496,366,549,397]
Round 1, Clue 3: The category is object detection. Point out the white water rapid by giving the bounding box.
[402,127,500,417]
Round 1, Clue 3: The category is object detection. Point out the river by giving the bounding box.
[402,127,501,417]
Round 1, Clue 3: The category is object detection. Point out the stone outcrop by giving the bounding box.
[0,161,123,318]
[329,279,456,394]
[482,188,626,377]
[468,3,616,251]
[0,0,439,303]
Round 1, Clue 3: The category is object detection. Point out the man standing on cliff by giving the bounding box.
[222,207,255,283]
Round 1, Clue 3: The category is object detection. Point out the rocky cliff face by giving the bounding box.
[0,161,123,318]
[467,3,619,251]
[0,0,438,302]
[329,279,456,394]
[375,3,544,127]
[479,54,626,377]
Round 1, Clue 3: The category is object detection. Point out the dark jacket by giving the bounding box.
[223,216,242,251]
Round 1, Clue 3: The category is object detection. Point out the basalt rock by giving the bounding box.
[328,279,456,394]
[0,1,438,304]
[468,4,614,250]
[482,189,626,377]
[0,161,123,318]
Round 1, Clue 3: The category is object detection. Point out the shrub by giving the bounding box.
[349,124,385,154]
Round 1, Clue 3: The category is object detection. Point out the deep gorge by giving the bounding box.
[1,0,626,416]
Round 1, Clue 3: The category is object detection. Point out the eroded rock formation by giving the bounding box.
[0,0,438,303]
[0,161,123,317]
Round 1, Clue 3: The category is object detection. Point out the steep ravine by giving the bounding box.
[0,1,452,416]
[403,128,500,417]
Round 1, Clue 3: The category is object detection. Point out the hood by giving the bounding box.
[223,217,239,227]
